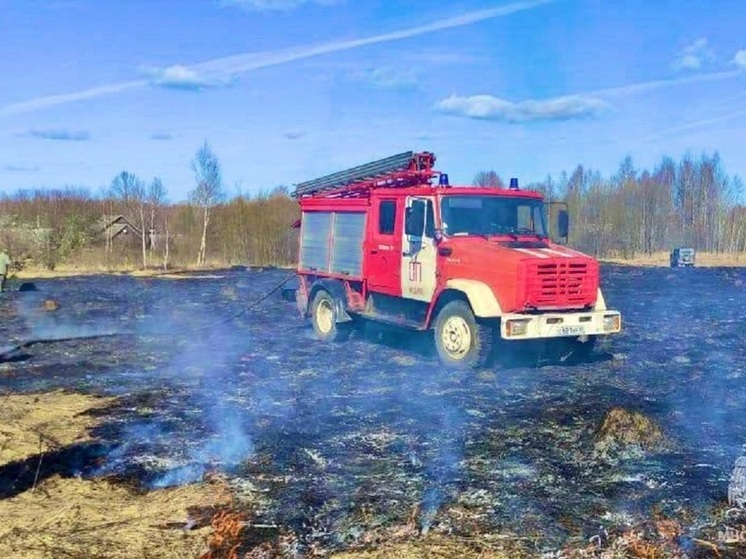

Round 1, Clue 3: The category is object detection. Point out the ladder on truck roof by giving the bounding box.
[292,151,438,199]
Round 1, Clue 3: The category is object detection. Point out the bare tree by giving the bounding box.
[148,178,166,234]
[110,171,147,268]
[473,170,505,188]
[190,141,225,266]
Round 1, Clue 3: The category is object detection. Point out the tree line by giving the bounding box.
[1,146,744,271]
[477,152,746,257]
[0,141,299,271]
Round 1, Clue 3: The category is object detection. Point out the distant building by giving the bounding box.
[97,215,143,243]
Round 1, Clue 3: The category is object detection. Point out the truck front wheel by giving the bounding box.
[310,290,351,342]
[434,300,493,369]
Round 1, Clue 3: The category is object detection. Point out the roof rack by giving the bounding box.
[293,151,438,199]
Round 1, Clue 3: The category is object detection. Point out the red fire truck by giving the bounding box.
[292,151,621,369]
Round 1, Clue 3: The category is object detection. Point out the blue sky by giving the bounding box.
[1,0,745,201]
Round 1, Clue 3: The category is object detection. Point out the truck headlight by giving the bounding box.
[506,319,530,337]
[603,314,621,332]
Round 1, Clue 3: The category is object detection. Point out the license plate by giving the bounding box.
[557,325,585,336]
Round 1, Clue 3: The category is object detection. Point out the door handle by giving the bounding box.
[371,249,379,254]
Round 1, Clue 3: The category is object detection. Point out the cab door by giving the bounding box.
[367,198,401,296]
[401,197,437,302]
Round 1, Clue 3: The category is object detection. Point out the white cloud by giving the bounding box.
[283,130,306,139]
[734,49,746,69]
[150,132,174,140]
[671,38,713,71]
[342,51,475,90]
[221,0,341,10]
[146,64,232,90]
[23,128,91,141]
[4,164,40,172]
[434,94,609,123]
[365,66,421,88]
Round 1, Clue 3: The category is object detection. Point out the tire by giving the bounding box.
[310,289,351,342]
[433,300,493,369]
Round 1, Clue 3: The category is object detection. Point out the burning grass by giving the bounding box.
[0,390,115,466]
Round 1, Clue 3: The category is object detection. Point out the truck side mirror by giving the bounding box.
[558,210,569,239]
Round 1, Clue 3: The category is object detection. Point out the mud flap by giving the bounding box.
[308,278,353,323]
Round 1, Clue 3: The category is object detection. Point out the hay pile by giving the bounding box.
[593,407,669,457]
[0,390,115,466]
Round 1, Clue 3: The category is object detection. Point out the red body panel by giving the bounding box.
[435,238,597,313]
[365,194,403,296]
[297,181,599,321]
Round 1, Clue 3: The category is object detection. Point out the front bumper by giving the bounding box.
[499,310,621,340]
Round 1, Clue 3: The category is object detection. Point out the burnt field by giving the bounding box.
[1,265,746,557]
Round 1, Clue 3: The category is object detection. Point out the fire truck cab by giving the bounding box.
[292,151,621,369]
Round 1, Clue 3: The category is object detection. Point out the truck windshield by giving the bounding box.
[441,196,548,238]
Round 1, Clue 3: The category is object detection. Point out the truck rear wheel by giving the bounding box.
[434,300,493,369]
[310,289,351,342]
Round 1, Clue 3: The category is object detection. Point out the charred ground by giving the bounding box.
[1,265,745,556]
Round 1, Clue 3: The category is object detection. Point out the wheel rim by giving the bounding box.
[316,298,334,334]
[441,315,472,359]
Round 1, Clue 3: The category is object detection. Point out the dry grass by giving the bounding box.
[0,390,115,466]
[601,250,746,267]
[14,264,228,280]
[0,474,232,559]
[0,390,236,558]
[330,534,517,559]
[594,407,668,453]
[13,262,293,280]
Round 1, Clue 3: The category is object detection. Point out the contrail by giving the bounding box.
[194,0,556,74]
[0,80,145,118]
[585,69,743,99]
[0,0,555,118]
[642,105,746,142]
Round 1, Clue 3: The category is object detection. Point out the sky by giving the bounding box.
[1,0,746,201]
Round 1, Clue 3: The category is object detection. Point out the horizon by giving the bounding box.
[1,0,746,202]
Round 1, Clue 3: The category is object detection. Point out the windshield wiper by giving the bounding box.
[513,228,549,240]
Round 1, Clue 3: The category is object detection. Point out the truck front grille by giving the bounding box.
[524,260,596,308]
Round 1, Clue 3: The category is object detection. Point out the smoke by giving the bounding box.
[151,404,254,488]
[13,290,126,341]
[142,316,258,488]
